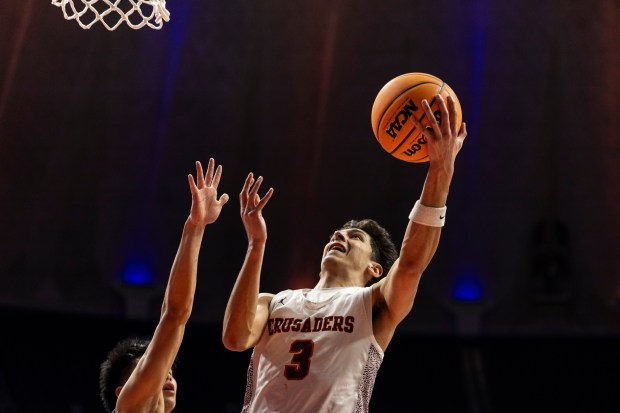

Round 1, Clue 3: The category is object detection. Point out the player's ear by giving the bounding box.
[367,262,383,279]
[115,386,123,398]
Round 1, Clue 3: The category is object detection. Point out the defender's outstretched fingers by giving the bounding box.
[195,161,205,188]
[255,187,274,211]
[240,172,254,210]
[212,164,223,188]
[188,174,198,194]
[219,192,230,205]
[204,158,215,187]
[249,176,265,207]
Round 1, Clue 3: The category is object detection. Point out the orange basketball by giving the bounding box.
[371,72,462,163]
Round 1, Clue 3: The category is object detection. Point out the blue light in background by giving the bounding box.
[154,0,191,150]
[464,0,487,167]
[122,260,154,285]
[453,275,484,302]
[148,0,192,193]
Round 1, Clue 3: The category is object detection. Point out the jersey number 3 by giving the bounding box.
[284,339,314,380]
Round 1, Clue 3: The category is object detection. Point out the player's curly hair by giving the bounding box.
[340,219,398,285]
[98,337,151,413]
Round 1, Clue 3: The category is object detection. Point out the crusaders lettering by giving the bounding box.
[267,315,355,336]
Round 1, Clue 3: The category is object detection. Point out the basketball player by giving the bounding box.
[99,158,229,413]
[222,95,467,412]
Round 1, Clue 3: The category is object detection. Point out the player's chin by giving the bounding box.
[321,254,340,266]
[163,394,176,411]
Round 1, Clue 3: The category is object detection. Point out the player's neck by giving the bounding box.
[315,269,363,289]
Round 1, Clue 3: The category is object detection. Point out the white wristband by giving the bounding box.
[408,200,446,227]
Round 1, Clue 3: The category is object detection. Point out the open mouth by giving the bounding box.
[163,383,176,393]
[327,243,346,253]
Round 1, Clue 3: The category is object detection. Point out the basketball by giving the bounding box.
[370,72,462,163]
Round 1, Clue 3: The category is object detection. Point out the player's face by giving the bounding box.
[322,228,374,272]
[163,370,177,412]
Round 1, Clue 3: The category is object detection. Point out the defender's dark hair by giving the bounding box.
[340,218,398,285]
[99,337,151,413]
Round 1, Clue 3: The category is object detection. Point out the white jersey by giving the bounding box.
[242,287,384,413]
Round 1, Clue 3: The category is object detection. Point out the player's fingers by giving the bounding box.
[460,122,468,141]
[205,158,215,187]
[212,164,223,188]
[458,122,468,141]
[240,173,253,207]
[411,111,434,140]
[219,193,230,205]
[195,161,205,188]
[188,174,198,194]
[255,188,274,210]
[421,99,441,138]
[456,122,467,152]
[447,95,458,135]
[249,176,264,206]
[435,95,450,137]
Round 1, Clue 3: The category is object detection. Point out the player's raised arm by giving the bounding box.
[110,159,228,413]
[375,95,467,341]
[222,173,274,351]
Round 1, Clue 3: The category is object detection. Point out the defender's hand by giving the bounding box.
[188,158,229,226]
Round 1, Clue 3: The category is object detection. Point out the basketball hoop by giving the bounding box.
[51,0,170,31]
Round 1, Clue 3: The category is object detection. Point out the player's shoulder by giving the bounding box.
[265,289,303,302]
[369,280,386,307]
[258,292,276,305]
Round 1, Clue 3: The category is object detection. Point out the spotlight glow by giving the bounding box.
[122,260,153,285]
[453,275,483,301]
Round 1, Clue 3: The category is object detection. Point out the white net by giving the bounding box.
[51,0,170,31]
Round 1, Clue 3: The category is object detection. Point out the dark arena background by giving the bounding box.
[1,1,619,412]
